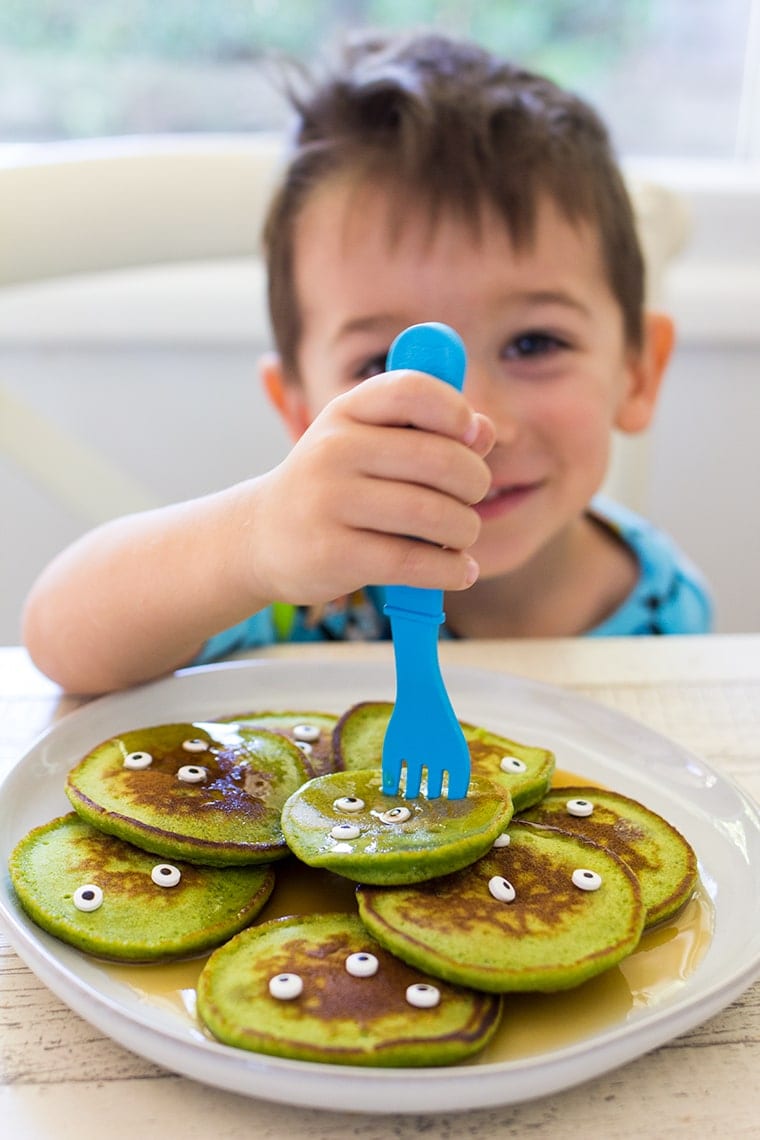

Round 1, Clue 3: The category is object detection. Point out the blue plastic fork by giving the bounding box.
[381,322,472,800]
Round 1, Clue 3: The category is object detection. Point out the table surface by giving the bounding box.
[1,636,759,1140]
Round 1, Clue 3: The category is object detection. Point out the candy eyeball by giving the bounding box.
[333,795,365,813]
[345,951,379,978]
[499,755,527,774]
[151,864,181,888]
[124,751,153,770]
[293,724,321,743]
[566,798,594,817]
[330,822,361,841]
[405,983,440,1009]
[492,832,511,848]
[182,738,209,753]
[379,805,411,824]
[294,740,313,755]
[488,875,516,903]
[73,884,103,912]
[572,868,602,892]
[177,764,207,783]
[269,973,303,1000]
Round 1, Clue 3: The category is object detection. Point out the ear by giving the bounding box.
[614,311,675,434]
[259,352,312,441]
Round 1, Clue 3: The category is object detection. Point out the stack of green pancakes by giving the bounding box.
[8,699,699,1068]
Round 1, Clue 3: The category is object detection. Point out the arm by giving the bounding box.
[22,370,493,694]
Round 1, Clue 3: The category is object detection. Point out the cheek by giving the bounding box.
[533,387,615,477]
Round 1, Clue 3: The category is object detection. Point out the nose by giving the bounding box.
[463,361,520,446]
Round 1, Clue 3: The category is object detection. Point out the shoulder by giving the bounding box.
[587,496,714,636]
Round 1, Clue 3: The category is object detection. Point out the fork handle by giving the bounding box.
[384,322,467,620]
[386,321,467,393]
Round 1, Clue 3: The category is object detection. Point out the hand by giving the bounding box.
[247,369,494,605]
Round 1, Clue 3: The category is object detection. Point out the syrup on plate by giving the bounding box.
[104,769,714,1063]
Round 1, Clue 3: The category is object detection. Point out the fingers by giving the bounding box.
[467,412,496,459]
[330,421,491,507]
[249,460,482,608]
[319,529,481,594]
[340,475,482,550]
[369,532,481,592]
[335,370,480,442]
[317,374,493,508]
[248,370,493,608]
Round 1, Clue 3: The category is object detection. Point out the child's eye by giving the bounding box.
[503,331,567,360]
[352,352,390,382]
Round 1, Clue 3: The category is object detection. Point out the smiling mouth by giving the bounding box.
[484,481,542,502]
[476,481,543,516]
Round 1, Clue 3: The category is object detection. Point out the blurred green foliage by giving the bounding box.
[12,0,748,156]
[0,0,651,69]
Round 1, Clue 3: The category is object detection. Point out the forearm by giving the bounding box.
[22,482,273,694]
[22,374,493,694]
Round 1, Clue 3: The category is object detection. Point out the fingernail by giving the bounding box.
[464,555,480,587]
[462,417,479,446]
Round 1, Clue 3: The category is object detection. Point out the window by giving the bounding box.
[0,0,756,159]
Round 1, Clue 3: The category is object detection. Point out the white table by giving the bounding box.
[1,637,759,1140]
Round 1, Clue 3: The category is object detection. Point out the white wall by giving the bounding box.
[0,341,291,644]
[636,157,760,633]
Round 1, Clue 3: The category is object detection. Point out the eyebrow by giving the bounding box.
[511,290,593,318]
[331,314,403,346]
[331,291,591,344]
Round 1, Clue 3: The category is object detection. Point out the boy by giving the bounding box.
[22,31,712,694]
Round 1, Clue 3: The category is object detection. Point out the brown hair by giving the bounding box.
[263,30,644,378]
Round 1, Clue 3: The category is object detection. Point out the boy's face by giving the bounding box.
[265,176,667,582]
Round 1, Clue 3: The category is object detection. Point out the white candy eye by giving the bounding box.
[269,973,303,1000]
[567,798,594,817]
[182,738,208,753]
[499,755,527,774]
[492,832,511,848]
[293,723,321,742]
[177,764,207,783]
[73,884,103,912]
[330,822,361,841]
[295,740,313,755]
[124,751,152,770]
[151,864,181,887]
[345,952,379,977]
[488,875,516,902]
[333,795,365,813]
[572,868,602,891]
[379,805,411,824]
[405,983,440,1009]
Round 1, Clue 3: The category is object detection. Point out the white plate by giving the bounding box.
[1,659,759,1114]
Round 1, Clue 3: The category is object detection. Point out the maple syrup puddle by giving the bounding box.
[103,769,715,1064]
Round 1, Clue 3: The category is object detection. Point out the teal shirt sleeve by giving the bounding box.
[586,496,713,636]
[192,608,279,665]
[192,588,391,665]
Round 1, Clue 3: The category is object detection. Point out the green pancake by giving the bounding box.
[280,768,513,885]
[517,786,698,926]
[357,821,645,992]
[221,710,338,777]
[9,813,275,961]
[334,701,554,810]
[66,721,309,866]
[196,912,502,1066]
